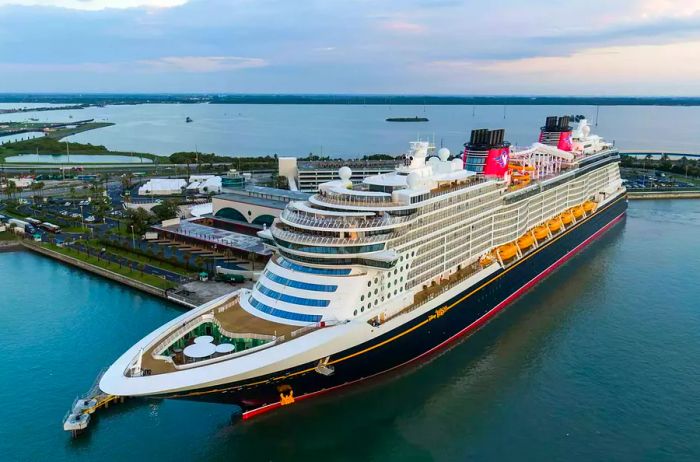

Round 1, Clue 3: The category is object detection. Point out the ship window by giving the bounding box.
[257,285,330,307]
[368,281,371,287]
[374,289,378,295]
[354,310,357,316]
[394,290,397,295]
[277,257,351,276]
[266,271,338,292]
[275,237,385,254]
[361,295,365,301]
[361,306,365,312]
[249,297,322,323]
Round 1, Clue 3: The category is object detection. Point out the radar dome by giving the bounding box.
[582,123,591,138]
[406,172,420,189]
[438,147,450,162]
[338,166,352,181]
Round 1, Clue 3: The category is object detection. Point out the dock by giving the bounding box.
[63,369,124,437]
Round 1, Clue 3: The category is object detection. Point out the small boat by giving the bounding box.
[496,243,517,260]
[572,206,585,219]
[583,200,597,213]
[561,212,574,225]
[547,219,562,233]
[386,116,429,122]
[533,226,549,240]
[186,117,193,123]
[516,234,534,251]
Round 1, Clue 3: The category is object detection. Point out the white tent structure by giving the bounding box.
[138,179,187,196]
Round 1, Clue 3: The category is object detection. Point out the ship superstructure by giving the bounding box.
[100,117,627,417]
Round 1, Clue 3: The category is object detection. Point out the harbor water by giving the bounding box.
[1,199,699,461]
[2,104,700,156]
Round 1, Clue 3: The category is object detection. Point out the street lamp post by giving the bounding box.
[79,204,85,231]
[130,225,136,249]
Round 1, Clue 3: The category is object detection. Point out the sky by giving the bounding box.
[0,0,699,95]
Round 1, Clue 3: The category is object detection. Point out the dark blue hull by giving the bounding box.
[167,193,628,417]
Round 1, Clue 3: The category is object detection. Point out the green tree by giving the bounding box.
[5,180,17,199]
[125,207,153,236]
[151,199,180,222]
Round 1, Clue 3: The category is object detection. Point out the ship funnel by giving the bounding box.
[539,115,573,151]
[463,128,510,177]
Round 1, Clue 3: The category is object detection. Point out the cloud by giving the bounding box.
[0,0,186,10]
[379,19,426,34]
[137,56,269,72]
[0,56,268,73]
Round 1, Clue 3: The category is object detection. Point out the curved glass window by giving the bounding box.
[277,257,351,276]
[275,237,384,255]
[265,270,337,292]
[215,207,247,222]
[279,250,396,269]
[256,285,330,307]
[249,297,322,323]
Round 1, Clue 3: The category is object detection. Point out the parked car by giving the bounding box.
[85,216,96,222]
[70,213,81,218]
[64,202,71,207]
[60,210,69,216]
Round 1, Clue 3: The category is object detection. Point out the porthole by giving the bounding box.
[361,295,365,301]
[361,306,365,312]
[374,300,378,306]
[374,277,378,284]
[394,290,397,295]
[367,281,371,287]
[388,282,391,288]
[381,296,385,302]
[394,269,397,275]
[354,309,357,316]
[374,289,378,295]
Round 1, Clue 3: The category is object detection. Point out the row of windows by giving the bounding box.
[277,257,351,276]
[279,250,396,269]
[264,270,337,292]
[256,284,330,307]
[249,296,322,323]
[275,237,385,255]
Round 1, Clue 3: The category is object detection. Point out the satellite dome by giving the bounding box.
[406,172,420,189]
[338,166,352,181]
[438,147,450,161]
[582,124,591,137]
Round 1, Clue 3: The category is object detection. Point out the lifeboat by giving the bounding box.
[479,254,494,267]
[496,243,518,261]
[583,200,597,213]
[533,226,548,240]
[547,219,561,233]
[572,206,585,219]
[516,234,534,251]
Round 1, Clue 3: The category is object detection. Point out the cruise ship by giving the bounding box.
[100,116,627,419]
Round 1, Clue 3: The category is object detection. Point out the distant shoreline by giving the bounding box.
[2,94,700,107]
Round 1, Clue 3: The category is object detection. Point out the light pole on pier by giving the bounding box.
[130,225,136,249]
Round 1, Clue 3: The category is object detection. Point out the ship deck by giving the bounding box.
[137,295,301,376]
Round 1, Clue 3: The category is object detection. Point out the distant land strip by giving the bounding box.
[2,94,700,106]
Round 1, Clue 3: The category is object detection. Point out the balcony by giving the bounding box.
[271,223,399,246]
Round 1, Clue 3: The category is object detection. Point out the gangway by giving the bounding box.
[62,368,125,437]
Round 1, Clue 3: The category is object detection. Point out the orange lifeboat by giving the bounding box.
[560,212,574,225]
[533,226,549,240]
[583,200,597,213]
[516,234,534,251]
[572,206,585,219]
[547,218,562,233]
[496,243,518,261]
[479,254,494,267]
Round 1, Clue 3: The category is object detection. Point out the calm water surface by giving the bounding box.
[1,199,699,461]
[1,104,700,156]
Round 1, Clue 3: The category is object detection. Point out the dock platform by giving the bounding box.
[63,369,124,437]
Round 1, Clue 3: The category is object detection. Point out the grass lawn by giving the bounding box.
[0,231,17,241]
[84,239,194,277]
[41,242,176,290]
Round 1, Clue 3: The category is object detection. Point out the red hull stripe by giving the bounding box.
[243,210,626,420]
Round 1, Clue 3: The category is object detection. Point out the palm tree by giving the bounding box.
[5,180,17,199]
